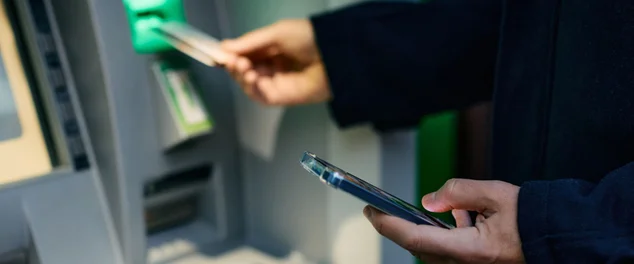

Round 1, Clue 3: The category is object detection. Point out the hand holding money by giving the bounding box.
[220,19,332,106]
[153,19,332,106]
[153,22,236,66]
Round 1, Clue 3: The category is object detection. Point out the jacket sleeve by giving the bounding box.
[309,0,502,131]
[518,161,634,263]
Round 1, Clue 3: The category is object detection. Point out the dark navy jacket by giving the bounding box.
[310,0,634,263]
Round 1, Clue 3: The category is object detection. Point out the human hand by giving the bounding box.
[364,179,525,264]
[220,19,331,106]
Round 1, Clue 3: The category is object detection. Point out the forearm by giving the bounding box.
[518,162,634,263]
[310,0,502,131]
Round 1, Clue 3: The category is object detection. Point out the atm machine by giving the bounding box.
[0,0,123,263]
[0,0,422,263]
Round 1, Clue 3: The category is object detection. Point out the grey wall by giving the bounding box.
[219,0,331,261]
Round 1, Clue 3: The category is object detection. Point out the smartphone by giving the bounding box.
[300,151,454,229]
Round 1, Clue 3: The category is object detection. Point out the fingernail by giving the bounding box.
[363,207,372,219]
[421,192,436,210]
[423,192,436,204]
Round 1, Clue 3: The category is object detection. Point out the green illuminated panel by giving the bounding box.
[122,0,187,53]
[416,112,456,224]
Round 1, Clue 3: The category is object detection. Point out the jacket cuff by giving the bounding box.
[309,12,374,129]
[517,181,553,264]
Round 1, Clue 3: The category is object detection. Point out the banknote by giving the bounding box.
[153,22,231,66]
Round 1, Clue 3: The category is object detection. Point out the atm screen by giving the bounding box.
[0,0,54,185]
[0,52,22,142]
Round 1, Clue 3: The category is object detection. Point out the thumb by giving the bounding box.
[422,179,497,213]
[221,24,280,55]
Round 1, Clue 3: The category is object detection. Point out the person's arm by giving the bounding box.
[310,0,502,131]
[518,161,634,263]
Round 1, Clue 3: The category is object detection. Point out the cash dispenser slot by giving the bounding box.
[143,164,212,234]
[0,235,37,264]
[0,249,27,264]
[136,10,164,20]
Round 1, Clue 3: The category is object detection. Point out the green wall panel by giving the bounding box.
[415,112,458,264]
[416,112,456,224]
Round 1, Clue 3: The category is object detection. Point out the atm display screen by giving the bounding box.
[0,52,21,142]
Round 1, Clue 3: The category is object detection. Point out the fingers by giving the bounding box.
[254,77,280,104]
[220,20,326,106]
[223,56,288,105]
[224,56,254,96]
[364,206,478,257]
[236,57,252,74]
[223,55,249,77]
[221,26,283,105]
[421,179,499,213]
[221,24,280,55]
[221,23,278,90]
[452,209,473,228]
